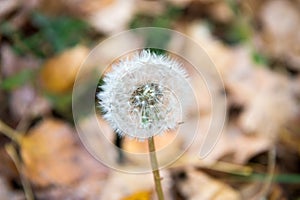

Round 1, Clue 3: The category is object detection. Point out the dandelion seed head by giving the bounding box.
[97,50,190,139]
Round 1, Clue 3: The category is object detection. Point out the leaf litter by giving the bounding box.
[0,0,300,199]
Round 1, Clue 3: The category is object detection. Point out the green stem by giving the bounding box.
[148,136,164,200]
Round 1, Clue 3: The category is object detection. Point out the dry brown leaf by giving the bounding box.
[100,170,172,200]
[100,171,154,200]
[39,45,89,94]
[79,0,115,15]
[0,148,18,178]
[0,147,25,200]
[166,0,192,7]
[0,176,25,200]
[183,21,298,164]
[0,0,20,19]
[229,54,298,138]
[222,47,298,139]
[291,75,300,98]
[186,22,233,76]
[185,22,299,136]
[258,0,300,70]
[38,0,136,34]
[1,45,49,121]
[187,120,272,165]
[9,85,50,121]
[1,44,40,77]
[172,167,241,200]
[203,125,272,164]
[20,119,81,186]
[20,118,108,187]
[38,0,114,17]
[167,0,218,7]
[34,175,106,200]
[87,0,135,34]
[134,0,165,16]
[208,1,234,23]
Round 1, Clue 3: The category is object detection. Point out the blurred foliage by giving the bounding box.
[130,5,183,29]
[211,1,252,45]
[145,30,171,49]
[221,18,252,45]
[226,0,239,16]
[45,92,73,121]
[0,15,91,120]
[252,51,269,66]
[0,12,92,58]
[0,69,35,91]
[130,5,183,52]
[145,48,166,55]
[232,173,300,184]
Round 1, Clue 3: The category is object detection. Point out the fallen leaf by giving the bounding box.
[0,44,40,78]
[20,118,108,187]
[87,0,135,34]
[100,170,172,200]
[238,74,297,139]
[0,0,20,20]
[208,1,234,23]
[9,85,50,121]
[204,125,272,164]
[100,171,154,200]
[38,0,113,17]
[182,21,298,165]
[166,0,192,7]
[0,175,25,200]
[39,45,89,94]
[20,119,81,186]
[0,148,18,179]
[172,167,241,200]
[188,121,272,165]
[259,0,300,70]
[122,190,152,200]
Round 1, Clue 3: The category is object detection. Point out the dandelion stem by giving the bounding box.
[148,136,164,200]
[0,120,21,143]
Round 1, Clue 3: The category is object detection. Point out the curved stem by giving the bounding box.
[148,136,164,200]
[6,144,34,200]
[254,146,276,199]
[0,120,21,143]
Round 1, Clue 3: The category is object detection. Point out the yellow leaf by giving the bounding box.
[40,45,89,94]
[121,190,152,200]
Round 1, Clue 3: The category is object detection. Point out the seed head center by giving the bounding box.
[130,83,163,109]
[129,83,164,128]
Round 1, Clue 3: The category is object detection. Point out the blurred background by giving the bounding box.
[0,0,300,199]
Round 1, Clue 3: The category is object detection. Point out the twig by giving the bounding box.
[172,155,253,176]
[205,161,253,176]
[252,146,276,200]
[0,120,22,143]
[148,136,164,200]
[5,144,34,200]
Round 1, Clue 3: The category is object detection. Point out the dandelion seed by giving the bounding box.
[97,50,190,139]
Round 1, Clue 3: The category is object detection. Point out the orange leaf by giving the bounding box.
[121,190,152,200]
